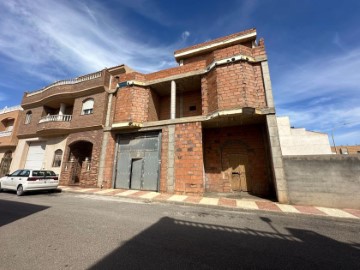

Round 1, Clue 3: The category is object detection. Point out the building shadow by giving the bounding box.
[0,199,49,227]
[89,216,359,269]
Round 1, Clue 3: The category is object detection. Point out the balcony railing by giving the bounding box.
[39,114,72,123]
[0,130,12,137]
[0,105,23,115]
[27,71,103,96]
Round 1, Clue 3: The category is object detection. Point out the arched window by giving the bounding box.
[25,111,32,124]
[52,149,63,167]
[82,98,94,115]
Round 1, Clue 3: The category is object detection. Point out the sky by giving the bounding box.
[0,0,359,146]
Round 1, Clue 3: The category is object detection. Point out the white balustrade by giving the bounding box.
[0,130,12,137]
[39,114,72,123]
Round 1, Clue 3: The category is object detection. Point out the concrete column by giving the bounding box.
[261,61,275,108]
[167,125,175,192]
[266,115,288,203]
[59,103,66,115]
[170,80,176,119]
[97,93,114,188]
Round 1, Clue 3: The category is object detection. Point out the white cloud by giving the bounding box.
[0,0,182,86]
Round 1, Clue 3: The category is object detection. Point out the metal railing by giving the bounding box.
[27,71,103,96]
[39,114,72,123]
[0,130,12,137]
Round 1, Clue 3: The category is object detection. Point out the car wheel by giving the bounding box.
[17,185,24,196]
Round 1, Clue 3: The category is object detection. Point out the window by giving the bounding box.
[82,99,94,115]
[25,111,32,124]
[52,149,63,167]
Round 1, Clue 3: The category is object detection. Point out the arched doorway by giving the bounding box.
[0,151,12,177]
[68,141,93,184]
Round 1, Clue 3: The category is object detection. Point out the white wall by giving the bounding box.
[277,116,332,155]
[10,136,67,175]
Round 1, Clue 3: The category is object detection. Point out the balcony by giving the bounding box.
[0,130,12,137]
[37,114,72,136]
[39,114,72,123]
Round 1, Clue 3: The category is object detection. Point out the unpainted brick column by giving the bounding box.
[167,125,175,192]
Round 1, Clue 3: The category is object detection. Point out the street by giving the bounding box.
[0,191,359,269]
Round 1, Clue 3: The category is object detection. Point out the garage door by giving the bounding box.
[24,142,46,169]
[115,132,161,191]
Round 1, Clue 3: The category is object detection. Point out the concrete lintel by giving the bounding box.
[111,122,143,130]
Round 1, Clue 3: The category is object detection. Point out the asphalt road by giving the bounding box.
[0,191,359,270]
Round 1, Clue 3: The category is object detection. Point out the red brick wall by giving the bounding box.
[174,122,204,195]
[203,125,272,196]
[201,70,218,115]
[113,86,152,123]
[70,92,107,129]
[148,89,160,121]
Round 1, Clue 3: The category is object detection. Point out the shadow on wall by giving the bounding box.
[89,217,360,269]
[0,199,49,227]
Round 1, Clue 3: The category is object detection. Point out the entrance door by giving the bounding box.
[115,132,160,191]
[228,154,249,192]
[24,142,46,169]
[130,159,143,190]
[0,151,12,177]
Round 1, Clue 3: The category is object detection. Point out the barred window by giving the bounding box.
[52,149,63,167]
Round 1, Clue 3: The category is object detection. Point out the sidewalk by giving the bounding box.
[59,186,360,220]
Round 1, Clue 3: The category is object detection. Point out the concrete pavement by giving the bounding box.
[59,186,360,220]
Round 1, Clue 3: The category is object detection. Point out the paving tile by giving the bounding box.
[199,197,219,206]
[114,190,139,196]
[256,201,281,212]
[218,198,236,207]
[343,209,360,218]
[74,188,95,193]
[294,205,326,215]
[129,191,150,197]
[276,204,300,213]
[94,189,115,194]
[316,207,358,219]
[153,194,172,201]
[236,200,258,210]
[184,196,202,204]
[168,195,188,202]
[139,192,159,199]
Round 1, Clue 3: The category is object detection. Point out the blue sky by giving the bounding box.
[0,0,359,145]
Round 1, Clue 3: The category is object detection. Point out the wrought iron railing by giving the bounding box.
[39,114,72,123]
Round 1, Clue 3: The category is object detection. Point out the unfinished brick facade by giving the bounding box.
[102,28,280,199]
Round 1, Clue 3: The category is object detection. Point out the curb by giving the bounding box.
[58,187,360,220]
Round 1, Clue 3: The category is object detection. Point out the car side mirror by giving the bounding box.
[5,174,10,176]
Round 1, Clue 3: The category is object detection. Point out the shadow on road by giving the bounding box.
[0,199,49,227]
[89,216,360,269]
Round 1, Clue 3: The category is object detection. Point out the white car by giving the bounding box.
[0,169,59,196]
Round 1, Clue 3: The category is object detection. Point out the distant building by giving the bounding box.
[277,116,332,155]
[331,145,360,155]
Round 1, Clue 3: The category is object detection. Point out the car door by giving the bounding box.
[4,170,22,190]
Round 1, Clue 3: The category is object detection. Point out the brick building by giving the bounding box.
[98,28,287,202]
[331,145,360,155]
[0,106,22,176]
[10,66,131,187]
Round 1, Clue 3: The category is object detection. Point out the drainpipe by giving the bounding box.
[170,80,176,119]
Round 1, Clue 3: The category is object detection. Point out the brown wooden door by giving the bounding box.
[228,154,249,192]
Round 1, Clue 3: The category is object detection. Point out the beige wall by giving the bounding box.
[10,136,68,176]
[277,116,332,155]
